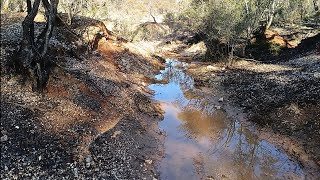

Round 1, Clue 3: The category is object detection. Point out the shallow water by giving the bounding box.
[149,59,304,180]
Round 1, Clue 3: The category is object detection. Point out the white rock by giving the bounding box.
[85,156,92,163]
[145,159,153,164]
[111,131,121,138]
[206,65,219,71]
[86,163,91,168]
[218,97,224,102]
[74,168,79,177]
[215,106,221,110]
[0,135,8,142]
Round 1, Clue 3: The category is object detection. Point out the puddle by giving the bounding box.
[149,59,304,180]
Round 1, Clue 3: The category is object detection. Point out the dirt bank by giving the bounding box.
[1,13,164,179]
[185,53,320,177]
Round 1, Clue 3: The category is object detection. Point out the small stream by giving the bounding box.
[149,59,304,180]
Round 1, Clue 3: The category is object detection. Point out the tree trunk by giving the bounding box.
[227,43,235,67]
[313,0,319,12]
[149,9,157,23]
[19,0,58,92]
[265,0,275,31]
[244,0,251,46]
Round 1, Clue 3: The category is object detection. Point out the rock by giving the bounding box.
[74,168,79,177]
[1,135,8,142]
[206,65,219,71]
[86,163,91,168]
[218,97,224,102]
[145,159,153,165]
[85,156,92,163]
[215,106,221,110]
[15,125,19,129]
[111,131,121,138]
[314,72,320,79]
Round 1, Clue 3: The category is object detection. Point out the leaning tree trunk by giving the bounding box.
[19,0,58,92]
[265,0,275,31]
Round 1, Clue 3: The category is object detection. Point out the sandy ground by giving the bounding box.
[1,13,164,179]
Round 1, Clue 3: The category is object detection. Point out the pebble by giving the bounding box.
[74,168,79,177]
[86,163,91,168]
[145,159,153,164]
[218,97,224,102]
[215,106,221,110]
[206,65,219,71]
[111,131,121,138]
[86,156,92,163]
[1,135,8,142]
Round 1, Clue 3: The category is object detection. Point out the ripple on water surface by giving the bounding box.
[149,59,304,180]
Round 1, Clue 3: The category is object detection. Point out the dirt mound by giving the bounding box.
[247,27,319,61]
[1,14,163,179]
[275,33,320,60]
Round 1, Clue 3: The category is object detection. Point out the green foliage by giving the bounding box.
[164,0,318,61]
[268,43,282,55]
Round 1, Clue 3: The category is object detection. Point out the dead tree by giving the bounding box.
[19,0,58,91]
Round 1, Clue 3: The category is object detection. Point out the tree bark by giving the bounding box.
[313,0,319,12]
[244,0,251,46]
[265,0,275,31]
[19,0,58,91]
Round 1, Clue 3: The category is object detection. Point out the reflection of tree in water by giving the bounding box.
[176,92,285,178]
[178,107,292,178]
[158,60,193,90]
[182,89,217,113]
[161,59,300,178]
[177,108,232,142]
[231,125,279,178]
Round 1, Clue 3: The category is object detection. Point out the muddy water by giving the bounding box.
[149,59,304,180]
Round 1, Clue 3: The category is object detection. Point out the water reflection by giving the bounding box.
[177,108,230,141]
[150,59,304,180]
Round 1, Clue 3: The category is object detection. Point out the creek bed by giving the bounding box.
[149,59,304,180]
